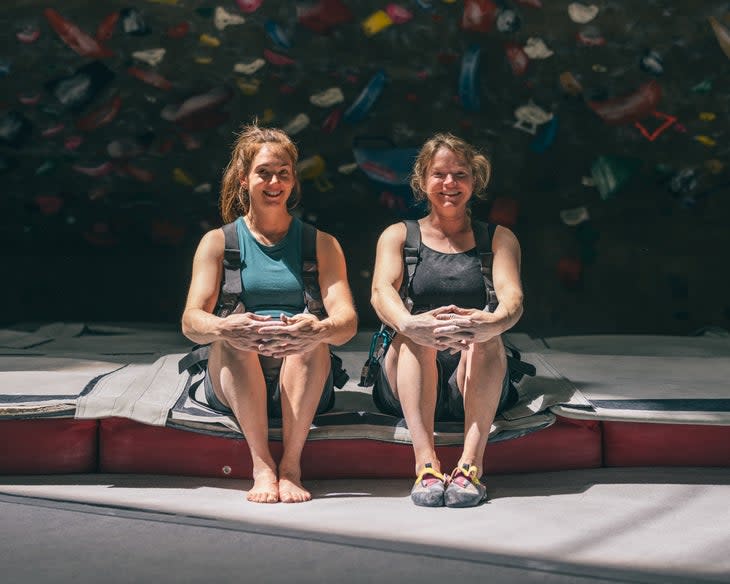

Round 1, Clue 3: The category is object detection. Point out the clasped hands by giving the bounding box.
[220,312,324,358]
[402,305,501,353]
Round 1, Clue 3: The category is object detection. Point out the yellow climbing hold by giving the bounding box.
[173,168,195,187]
[236,78,261,96]
[694,135,716,147]
[298,155,326,181]
[699,112,716,121]
[194,56,214,64]
[704,159,724,174]
[362,10,393,36]
[262,108,275,123]
[199,34,221,47]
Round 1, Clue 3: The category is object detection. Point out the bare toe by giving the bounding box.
[247,471,279,504]
[278,476,311,503]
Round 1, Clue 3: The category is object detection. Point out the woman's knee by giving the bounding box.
[471,336,507,370]
[397,336,437,362]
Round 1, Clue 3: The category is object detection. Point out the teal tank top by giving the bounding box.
[236,216,305,317]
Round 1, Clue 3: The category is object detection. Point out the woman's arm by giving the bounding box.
[370,223,411,333]
[181,229,275,350]
[181,229,227,345]
[489,225,524,333]
[313,230,358,346]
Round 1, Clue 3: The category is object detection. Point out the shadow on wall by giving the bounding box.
[1,1,729,335]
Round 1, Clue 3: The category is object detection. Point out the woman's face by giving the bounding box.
[242,144,295,211]
[423,147,474,210]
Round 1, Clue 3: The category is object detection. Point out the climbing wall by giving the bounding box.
[1,1,728,335]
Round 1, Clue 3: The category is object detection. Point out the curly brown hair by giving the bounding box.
[409,133,492,203]
[219,123,301,223]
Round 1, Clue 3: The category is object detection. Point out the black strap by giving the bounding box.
[472,220,499,312]
[177,344,210,375]
[301,222,327,319]
[217,221,244,317]
[399,220,421,312]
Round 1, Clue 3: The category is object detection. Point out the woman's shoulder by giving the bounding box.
[196,226,226,258]
[381,220,408,239]
[491,223,520,251]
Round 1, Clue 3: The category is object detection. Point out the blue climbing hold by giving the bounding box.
[459,45,482,112]
[344,70,387,123]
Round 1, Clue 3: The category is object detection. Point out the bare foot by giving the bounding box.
[278,468,311,503]
[247,468,279,504]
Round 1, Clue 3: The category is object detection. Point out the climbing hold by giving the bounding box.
[47,61,115,112]
[694,135,716,147]
[524,37,553,59]
[495,8,520,33]
[587,81,661,125]
[298,0,353,34]
[236,78,261,96]
[128,67,172,90]
[75,95,122,131]
[236,0,263,13]
[44,9,114,58]
[639,50,664,75]
[362,10,393,36]
[215,7,245,30]
[120,8,149,35]
[385,4,414,24]
[560,206,590,226]
[264,20,292,49]
[461,0,497,32]
[344,70,386,123]
[590,155,640,199]
[167,22,190,38]
[708,16,730,60]
[576,26,605,46]
[568,3,598,24]
[530,115,558,153]
[234,59,265,75]
[321,108,343,133]
[173,167,195,186]
[559,72,583,96]
[458,46,482,112]
[512,101,553,135]
[132,48,166,66]
[310,87,344,107]
[504,42,529,76]
[96,12,119,42]
[16,23,41,43]
[263,48,295,66]
[283,113,310,135]
[199,34,221,47]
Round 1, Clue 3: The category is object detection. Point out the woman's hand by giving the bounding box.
[253,313,326,358]
[218,312,280,352]
[431,305,503,351]
[397,307,467,352]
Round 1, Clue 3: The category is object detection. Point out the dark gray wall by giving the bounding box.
[2,1,729,335]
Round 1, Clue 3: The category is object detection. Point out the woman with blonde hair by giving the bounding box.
[370,133,524,507]
[182,123,357,503]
